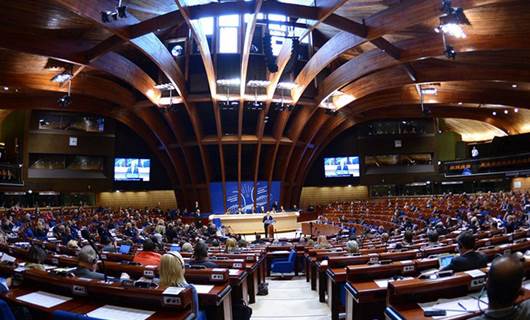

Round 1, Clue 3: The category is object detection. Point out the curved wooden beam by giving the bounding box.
[0,72,135,108]
[240,0,263,210]
[343,84,530,116]
[317,32,530,106]
[53,0,212,208]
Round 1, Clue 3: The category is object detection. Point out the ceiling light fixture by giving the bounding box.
[420,87,438,95]
[51,70,73,83]
[3,86,8,91]
[458,102,463,105]
[436,0,470,38]
[512,84,518,88]
[101,0,127,23]
[154,83,176,91]
[247,80,270,88]
[514,108,519,113]
[492,111,496,116]
[277,82,297,90]
[504,110,509,114]
[216,78,241,87]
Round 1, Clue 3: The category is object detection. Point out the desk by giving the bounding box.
[301,222,342,237]
[209,212,299,234]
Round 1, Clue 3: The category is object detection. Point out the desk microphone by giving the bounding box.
[81,229,108,282]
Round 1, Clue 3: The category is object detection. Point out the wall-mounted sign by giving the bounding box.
[69,136,78,146]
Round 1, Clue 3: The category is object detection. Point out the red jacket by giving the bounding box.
[133,251,161,266]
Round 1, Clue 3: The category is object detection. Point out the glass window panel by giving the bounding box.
[219,14,240,27]
[294,27,309,43]
[197,17,214,35]
[271,36,284,55]
[268,14,286,22]
[244,13,264,23]
[219,27,238,53]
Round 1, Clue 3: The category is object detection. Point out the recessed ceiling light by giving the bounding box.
[458,102,463,105]
[3,87,8,91]
[492,111,497,116]
[512,84,518,88]
[504,110,509,114]
[514,108,519,113]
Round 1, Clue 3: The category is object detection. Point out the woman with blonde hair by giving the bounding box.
[225,237,238,253]
[159,252,199,316]
[315,235,331,249]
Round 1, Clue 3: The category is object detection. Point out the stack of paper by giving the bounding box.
[16,291,72,308]
[87,305,155,320]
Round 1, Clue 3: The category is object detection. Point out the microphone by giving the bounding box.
[81,228,108,282]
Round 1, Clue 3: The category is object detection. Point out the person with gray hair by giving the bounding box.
[181,242,193,253]
[73,245,113,281]
[345,240,359,255]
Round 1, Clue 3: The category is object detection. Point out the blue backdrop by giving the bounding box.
[209,181,280,214]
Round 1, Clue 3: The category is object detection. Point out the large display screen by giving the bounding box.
[324,156,360,178]
[114,158,150,181]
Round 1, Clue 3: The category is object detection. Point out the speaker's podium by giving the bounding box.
[209,212,299,235]
[267,222,275,238]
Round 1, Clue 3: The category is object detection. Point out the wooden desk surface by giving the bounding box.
[3,287,193,320]
[388,289,530,320]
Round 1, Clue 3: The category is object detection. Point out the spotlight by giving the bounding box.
[58,95,72,107]
[512,84,518,88]
[492,111,497,116]
[504,110,509,114]
[117,5,127,18]
[514,108,519,113]
[444,45,456,59]
[219,100,239,111]
[437,0,470,38]
[101,10,117,23]
[458,102,463,105]
[171,44,184,57]
[2,86,8,91]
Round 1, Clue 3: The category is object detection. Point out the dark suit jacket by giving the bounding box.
[440,251,488,272]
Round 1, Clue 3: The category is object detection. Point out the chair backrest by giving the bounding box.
[288,250,296,264]
[0,299,16,320]
[52,310,101,320]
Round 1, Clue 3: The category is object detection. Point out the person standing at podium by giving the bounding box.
[263,212,274,238]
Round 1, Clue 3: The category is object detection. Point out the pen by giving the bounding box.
[458,302,468,311]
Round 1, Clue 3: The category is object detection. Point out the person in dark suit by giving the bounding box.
[263,212,274,238]
[440,231,487,272]
[469,254,530,320]
[189,242,218,268]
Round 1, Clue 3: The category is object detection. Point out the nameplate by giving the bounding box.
[163,296,182,306]
[143,269,155,277]
[403,265,415,273]
[211,274,224,281]
[72,285,87,296]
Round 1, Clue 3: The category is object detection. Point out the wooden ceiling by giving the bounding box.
[0,0,529,209]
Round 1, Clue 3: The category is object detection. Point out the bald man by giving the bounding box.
[470,254,530,320]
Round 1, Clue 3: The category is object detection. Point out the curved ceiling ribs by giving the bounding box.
[52,0,212,208]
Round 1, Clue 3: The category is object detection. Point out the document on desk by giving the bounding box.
[86,305,155,320]
[420,295,488,319]
[193,284,214,294]
[163,286,185,296]
[374,277,414,288]
[16,291,72,308]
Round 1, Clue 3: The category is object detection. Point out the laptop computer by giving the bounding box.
[438,255,454,269]
[119,244,131,254]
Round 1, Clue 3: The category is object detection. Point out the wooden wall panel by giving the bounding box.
[299,185,369,208]
[96,190,177,209]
